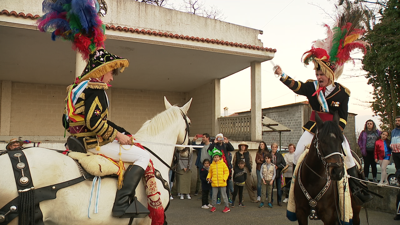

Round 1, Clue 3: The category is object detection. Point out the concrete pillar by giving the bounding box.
[212,79,221,136]
[251,62,262,141]
[75,52,87,78]
[1,81,12,135]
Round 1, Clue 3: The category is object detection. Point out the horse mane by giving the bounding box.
[136,106,182,137]
[318,120,344,143]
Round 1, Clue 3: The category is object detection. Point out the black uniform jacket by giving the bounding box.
[281,75,350,134]
[63,82,129,149]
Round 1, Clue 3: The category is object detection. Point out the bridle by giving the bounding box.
[298,129,346,220]
[314,131,345,169]
[179,109,190,146]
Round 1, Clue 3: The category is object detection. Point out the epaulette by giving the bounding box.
[306,79,314,83]
[339,83,351,96]
[87,82,108,90]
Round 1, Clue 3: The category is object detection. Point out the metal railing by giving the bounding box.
[218,115,251,141]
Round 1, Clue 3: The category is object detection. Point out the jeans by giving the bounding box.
[168,170,174,191]
[363,151,377,179]
[393,152,400,171]
[256,169,262,197]
[271,174,282,203]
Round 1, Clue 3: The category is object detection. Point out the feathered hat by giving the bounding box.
[302,3,368,81]
[37,0,128,85]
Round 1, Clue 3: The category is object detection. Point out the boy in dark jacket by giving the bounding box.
[200,159,212,209]
[231,161,247,207]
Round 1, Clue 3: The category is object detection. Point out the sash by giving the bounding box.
[313,81,329,113]
[66,81,89,122]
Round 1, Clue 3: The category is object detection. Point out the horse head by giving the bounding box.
[164,96,192,148]
[314,111,345,181]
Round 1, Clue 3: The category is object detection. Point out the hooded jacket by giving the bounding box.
[207,160,229,187]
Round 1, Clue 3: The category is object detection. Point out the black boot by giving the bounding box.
[112,165,150,218]
[347,166,373,204]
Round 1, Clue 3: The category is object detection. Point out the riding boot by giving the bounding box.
[112,165,149,218]
[347,166,373,204]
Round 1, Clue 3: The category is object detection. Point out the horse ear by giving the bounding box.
[164,96,172,109]
[333,111,339,125]
[315,112,324,130]
[181,98,193,114]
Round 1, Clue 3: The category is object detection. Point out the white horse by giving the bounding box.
[0,97,192,225]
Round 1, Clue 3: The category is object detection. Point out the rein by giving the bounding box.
[298,131,346,221]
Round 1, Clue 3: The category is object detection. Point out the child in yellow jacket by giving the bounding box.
[207,148,230,213]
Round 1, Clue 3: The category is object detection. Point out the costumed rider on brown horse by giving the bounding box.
[273,53,373,204]
[62,49,150,218]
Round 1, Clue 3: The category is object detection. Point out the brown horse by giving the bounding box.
[294,112,361,225]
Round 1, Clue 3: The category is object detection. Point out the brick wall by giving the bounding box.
[188,81,215,136]
[10,82,66,136]
[5,82,193,136]
[109,88,187,133]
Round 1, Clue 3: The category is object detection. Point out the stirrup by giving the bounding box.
[118,197,150,218]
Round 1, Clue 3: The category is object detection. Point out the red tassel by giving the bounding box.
[148,206,164,225]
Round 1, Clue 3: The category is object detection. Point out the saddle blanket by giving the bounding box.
[286,148,353,224]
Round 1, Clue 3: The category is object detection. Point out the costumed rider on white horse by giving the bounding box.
[272,50,373,204]
[62,48,151,218]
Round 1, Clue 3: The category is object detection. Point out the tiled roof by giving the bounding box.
[1,9,277,53]
[0,10,40,19]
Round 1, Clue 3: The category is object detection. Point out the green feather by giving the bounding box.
[330,27,343,63]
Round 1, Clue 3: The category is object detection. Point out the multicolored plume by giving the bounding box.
[302,2,367,81]
[37,0,106,60]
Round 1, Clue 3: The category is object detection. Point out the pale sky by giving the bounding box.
[209,0,379,132]
[169,0,380,132]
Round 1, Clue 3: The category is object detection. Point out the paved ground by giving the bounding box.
[165,190,398,225]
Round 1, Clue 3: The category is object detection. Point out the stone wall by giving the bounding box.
[365,184,398,213]
[236,103,357,150]
[262,104,306,147]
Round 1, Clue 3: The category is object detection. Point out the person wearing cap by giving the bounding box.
[1,138,24,156]
[232,141,257,203]
[273,46,373,203]
[62,49,150,218]
[6,138,24,151]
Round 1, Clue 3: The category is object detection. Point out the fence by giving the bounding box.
[218,115,251,141]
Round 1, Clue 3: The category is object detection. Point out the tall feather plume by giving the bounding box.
[313,24,334,54]
[37,0,106,60]
[303,0,368,80]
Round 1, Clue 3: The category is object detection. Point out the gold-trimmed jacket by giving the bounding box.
[280,75,350,134]
[63,82,125,149]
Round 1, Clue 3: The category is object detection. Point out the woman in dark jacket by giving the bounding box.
[270,142,286,206]
[232,142,257,203]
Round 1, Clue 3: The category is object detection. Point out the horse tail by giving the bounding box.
[144,160,165,225]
